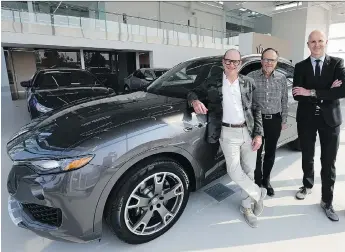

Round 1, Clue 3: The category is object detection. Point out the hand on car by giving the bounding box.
[331,79,342,88]
[252,136,262,151]
[192,100,208,114]
[282,123,288,130]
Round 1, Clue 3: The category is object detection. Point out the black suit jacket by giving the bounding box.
[293,55,345,127]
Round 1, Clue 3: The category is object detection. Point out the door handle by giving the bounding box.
[184,126,193,132]
[194,123,206,128]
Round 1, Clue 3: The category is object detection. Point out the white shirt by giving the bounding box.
[310,54,325,75]
[222,73,246,124]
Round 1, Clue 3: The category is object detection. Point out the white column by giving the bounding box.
[80,49,85,69]
[27,1,35,23]
[136,52,140,69]
[272,2,331,64]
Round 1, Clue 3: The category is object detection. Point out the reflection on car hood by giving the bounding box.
[8,92,182,161]
[34,87,113,109]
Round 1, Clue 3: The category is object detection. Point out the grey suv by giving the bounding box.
[6,54,299,245]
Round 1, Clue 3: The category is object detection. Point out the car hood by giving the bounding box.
[7,92,183,161]
[34,87,114,109]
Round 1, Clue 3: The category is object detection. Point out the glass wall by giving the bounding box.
[225,8,272,37]
[1,1,28,11]
[35,49,81,70]
[328,22,345,60]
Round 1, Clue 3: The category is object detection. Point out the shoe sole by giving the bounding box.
[295,191,311,200]
[239,206,258,227]
[321,204,339,222]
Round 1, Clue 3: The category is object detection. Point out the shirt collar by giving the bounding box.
[260,69,275,77]
[223,72,239,84]
[310,54,326,63]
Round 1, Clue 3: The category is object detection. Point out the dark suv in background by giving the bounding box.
[7,54,299,245]
[21,68,115,119]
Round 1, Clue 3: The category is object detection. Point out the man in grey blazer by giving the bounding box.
[187,49,266,228]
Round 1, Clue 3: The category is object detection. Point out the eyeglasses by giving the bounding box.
[223,58,241,66]
[262,58,277,63]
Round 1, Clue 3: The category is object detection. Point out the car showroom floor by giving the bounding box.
[2,98,345,252]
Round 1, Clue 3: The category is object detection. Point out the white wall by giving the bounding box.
[1,47,10,99]
[238,33,254,55]
[104,1,224,33]
[272,7,308,64]
[304,4,330,58]
[272,3,331,64]
[11,51,37,96]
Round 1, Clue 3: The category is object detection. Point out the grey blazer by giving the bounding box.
[187,65,263,143]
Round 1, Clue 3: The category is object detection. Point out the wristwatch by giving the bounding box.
[310,89,316,97]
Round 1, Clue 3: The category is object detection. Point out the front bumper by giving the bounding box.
[7,163,103,243]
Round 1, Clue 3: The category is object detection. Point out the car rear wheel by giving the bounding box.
[105,158,190,244]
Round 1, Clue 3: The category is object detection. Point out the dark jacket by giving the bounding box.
[293,55,345,127]
[187,65,263,143]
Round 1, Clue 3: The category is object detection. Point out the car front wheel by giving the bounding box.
[105,158,190,244]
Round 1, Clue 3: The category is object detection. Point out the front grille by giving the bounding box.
[22,203,62,227]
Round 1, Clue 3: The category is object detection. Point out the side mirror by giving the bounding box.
[20,80,31,87]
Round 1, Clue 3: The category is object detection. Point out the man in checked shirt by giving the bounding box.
[247,48,288,197]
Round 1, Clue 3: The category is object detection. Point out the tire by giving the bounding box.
[105,157,190,244]
[124,85,130,93]
[289,138,301,151]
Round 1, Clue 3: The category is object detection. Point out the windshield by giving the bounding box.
[35,70,101,89]
[147,57,222,98]
[154,70,168,78]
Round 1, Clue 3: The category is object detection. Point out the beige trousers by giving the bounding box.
[219,126,262,208]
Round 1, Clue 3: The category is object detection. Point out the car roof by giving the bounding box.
[185,54,293,66]
[140,68,169,71]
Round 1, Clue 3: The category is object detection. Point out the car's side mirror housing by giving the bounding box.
[20,80,31,87]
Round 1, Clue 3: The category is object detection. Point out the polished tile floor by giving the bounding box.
[1,98,345,252]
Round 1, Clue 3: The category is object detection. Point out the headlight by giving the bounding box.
[31,155,94,173]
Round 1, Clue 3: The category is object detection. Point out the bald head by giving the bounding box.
[307,30,328,58]
[223,49,241,59]
[308,30,327,42]
[222,49,242,76]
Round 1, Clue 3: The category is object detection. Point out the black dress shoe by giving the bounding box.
[321,201,339,222]
[262,181,275,196]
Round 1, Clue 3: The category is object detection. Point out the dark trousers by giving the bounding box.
[297,111,340,205]
[255,113,282,186]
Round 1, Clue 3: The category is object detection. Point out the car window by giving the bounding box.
[154,70,167,78]
[147,58,222,98]
[133,70,145,79]
[240,61,262,75]
[35,71,100,89]
[144,70,154,79]
[276,62,294,84]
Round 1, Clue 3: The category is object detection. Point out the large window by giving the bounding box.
[35,49,81,70]
[32,1,98,18]
[327,23,345,60]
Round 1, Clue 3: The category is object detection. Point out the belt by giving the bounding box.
[222,122,246,128]
[262,112,281,120]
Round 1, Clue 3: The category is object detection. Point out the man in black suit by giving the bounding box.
[292,30,345,221]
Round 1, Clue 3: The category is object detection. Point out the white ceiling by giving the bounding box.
[223,1,345,24]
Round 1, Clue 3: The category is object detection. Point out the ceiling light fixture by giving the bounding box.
[275,1,302,11]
